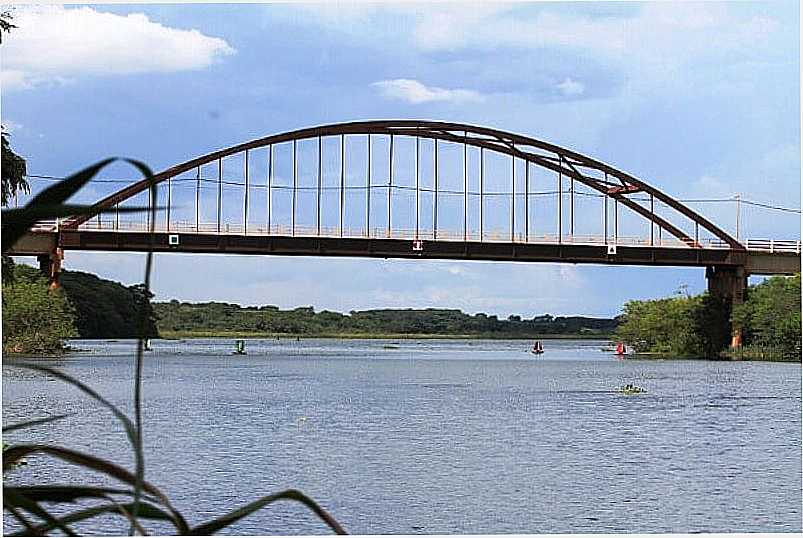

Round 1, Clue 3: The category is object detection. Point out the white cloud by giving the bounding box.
[371,79,483,104]
[2,119,23,133]
[303,4,779,96]
[2,6,235,91]
[556,78,584,96]
[410,4,777,62]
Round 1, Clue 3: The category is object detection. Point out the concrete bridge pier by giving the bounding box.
[706,265,747,348]
[37,248,63,290]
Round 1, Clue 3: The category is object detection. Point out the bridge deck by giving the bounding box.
[11,222,799,274]
[58,229,746,267]
[32,220,803,252]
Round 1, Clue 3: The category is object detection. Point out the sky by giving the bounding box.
[2,1,800,318]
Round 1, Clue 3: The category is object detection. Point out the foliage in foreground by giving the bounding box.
[2,266,77,354]
[616,292,730,358]
[732,274,801,360]
[2,156,345,535]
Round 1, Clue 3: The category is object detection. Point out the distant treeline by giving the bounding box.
[154,301,619,338]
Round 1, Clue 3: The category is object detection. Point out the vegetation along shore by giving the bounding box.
[2,262,799,361]
[616,274,800,361]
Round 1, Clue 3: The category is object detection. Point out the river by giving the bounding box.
[3,338,801,535]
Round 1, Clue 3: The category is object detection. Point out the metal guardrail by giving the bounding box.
[27,219,800,253]
[744,239,801,254]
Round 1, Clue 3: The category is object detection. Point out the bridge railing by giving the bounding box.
[743,239,801,254]
[27,219,801,253]
[68,219,694,247]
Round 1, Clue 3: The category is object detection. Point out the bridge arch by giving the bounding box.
[64,120,742,250]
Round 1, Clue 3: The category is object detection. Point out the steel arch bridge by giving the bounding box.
[16,120,800,274]
[66,120,741,247]
[12,119,798,346]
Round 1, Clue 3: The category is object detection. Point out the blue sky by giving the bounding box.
[3,2,800,317]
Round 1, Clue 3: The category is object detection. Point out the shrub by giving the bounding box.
[616,293,729,358]
[2,269,77,354]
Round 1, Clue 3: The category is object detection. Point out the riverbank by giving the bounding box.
[621,348,801,362]
[722,346,802,362]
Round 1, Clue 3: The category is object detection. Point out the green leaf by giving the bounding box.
[6,500,174,537]
[7,485,159,505]
[3,488,78,536]
[8,364,137,450]
[2,444,189,534]
[188,489,346,536]
[2,204,153,222]
[1,158,155,251]
[28,159,116,208]
[3,413,74,433]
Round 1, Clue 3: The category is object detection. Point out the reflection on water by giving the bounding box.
[3,338,801,535]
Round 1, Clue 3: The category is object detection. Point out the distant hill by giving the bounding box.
[154,301,619,338]
[59,270,159,339]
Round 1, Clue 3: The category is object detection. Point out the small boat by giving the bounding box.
[530,340,544,355]
[143,339,152,352]
[232,339,247,355]
[615,342,627,357]
[616,384,646,395]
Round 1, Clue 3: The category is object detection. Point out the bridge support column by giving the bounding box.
[37,248,63,290]
[706,265,747,348]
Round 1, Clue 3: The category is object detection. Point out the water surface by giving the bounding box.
[4,338,801,534]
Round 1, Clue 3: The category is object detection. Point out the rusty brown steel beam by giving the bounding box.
[61,120,743,251]
[391,128,697,248]
[428,130,677,246]
[56,229,749,268]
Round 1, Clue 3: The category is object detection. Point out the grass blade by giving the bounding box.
[6,500,174,537]
[2,159,112,248]
[8,485,160,505]
[2,445,189,534]
[187,489,347,536]
[131,180,156,532]
[3,413,74,433]
[9,364,138,453]
[3,488,78,536]
[2,158,154,251]
[4,504,38,536]
[27,159,115,208]
[2,204,154,222]
[100,497,149,536]
[2,205,155,251]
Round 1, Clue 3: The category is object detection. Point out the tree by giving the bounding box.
[0,9,26,204]
[1,130,29,283]
[616,293,728,358]
[1,11,29,283]
[130,283,159,338]
[0,9,17,39]
[2,267,77,354]
[2,131,29,206]
[58,270,160,338]
[733,274,801,358]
